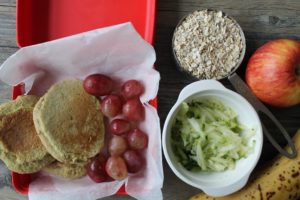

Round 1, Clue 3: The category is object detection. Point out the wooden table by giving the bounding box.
[0,0,299,199]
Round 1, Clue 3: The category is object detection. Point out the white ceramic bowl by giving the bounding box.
[162,80,263,197]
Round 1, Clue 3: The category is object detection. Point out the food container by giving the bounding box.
[12,0,156,195]
[172,9,246,80]
[16,0,156,46]
[162,80,263,197]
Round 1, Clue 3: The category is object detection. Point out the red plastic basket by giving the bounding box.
[13,0,156,195]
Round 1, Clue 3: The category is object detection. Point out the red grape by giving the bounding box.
[87,157,109,183]
[108,136,128,156]
[121,80,144,99]
[123,98,145,121]
[127,129,148,150]
[101,95,123,118]
[110,119,131,135]
[83,74,114,96]
[105,156,128,181]
[123,150,145,173]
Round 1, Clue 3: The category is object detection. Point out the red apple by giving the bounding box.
[246,39,300,107]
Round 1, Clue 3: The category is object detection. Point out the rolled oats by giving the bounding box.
[173,10,245,79]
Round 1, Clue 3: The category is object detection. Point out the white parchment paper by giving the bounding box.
[0,23,163,200]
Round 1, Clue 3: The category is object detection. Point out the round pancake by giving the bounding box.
[43,161,88,179]
[0,95,55,173]
[0,95,40,116]
[33,79,105,164]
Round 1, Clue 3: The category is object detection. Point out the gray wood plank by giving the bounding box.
[0,5,16,47]
[0,0,15,7]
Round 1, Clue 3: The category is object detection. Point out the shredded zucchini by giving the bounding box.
[171,98,255,171]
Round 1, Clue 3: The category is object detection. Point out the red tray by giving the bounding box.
[13,0,156,195]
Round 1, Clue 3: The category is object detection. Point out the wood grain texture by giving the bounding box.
[0,0,299,199]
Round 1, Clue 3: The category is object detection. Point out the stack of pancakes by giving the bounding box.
[0,79,105,179]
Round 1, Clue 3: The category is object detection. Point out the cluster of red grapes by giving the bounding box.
[83,74,148,182]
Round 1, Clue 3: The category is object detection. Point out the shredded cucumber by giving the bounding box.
[171,98,255,171]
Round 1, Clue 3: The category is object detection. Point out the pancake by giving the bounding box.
[0,95,40,116]
[0,95,54,173]
[43,160,89,179]
[33,79,105,164]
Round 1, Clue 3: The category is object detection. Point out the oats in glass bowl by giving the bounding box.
[172,10,246,80]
